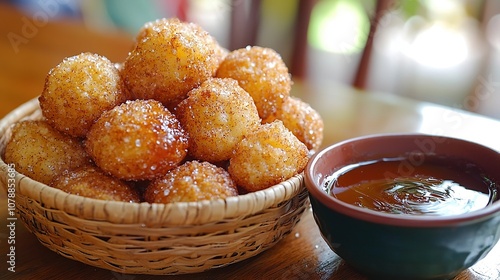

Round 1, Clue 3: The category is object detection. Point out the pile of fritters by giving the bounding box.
[4,18,324,203]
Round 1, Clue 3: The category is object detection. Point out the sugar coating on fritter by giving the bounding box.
[213,44,229,69]
[4,120,91,185]
[264,97,324,152]
[85,99,188,181]
[51,165,141,202]
[176,78,260,163]
[39,52,128,137]
[216,46,291,119]
[122,18,221,109]
[228,120,309,193]
[144,160,238,203]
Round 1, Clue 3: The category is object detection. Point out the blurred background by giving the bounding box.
[4,0,500,119]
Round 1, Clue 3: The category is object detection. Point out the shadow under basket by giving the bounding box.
[0,98,309,275]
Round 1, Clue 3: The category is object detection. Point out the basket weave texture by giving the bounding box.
[0,98,308,275]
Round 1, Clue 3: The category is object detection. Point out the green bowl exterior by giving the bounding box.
[305,133,500,279]
[309,194,500,280]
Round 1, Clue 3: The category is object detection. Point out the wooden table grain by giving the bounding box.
[1,3,499,280]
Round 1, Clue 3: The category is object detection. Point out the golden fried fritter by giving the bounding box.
[4,120,91,185]
[39,52,128,137]
[216,46,291,119]
[175,78,260,162]
[85,99,188,181]
[213,44,229,69]
[264,97,324,152]
[228,121,308,192]
[122,18,221,109]
[51,165,141,202]
[144,160,238,203]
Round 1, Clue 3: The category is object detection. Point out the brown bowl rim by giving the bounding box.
[305,133,500,228]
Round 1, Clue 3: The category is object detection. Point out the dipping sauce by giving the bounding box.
[325,157,497,216]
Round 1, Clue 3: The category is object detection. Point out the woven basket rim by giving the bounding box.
[0,97,305,226]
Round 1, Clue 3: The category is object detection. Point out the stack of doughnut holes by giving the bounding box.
[4,18,324,204]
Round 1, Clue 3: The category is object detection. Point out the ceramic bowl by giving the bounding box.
[304,133,500,280]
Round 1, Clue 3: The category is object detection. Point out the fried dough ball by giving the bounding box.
[176,78,260,162]
[51,166,141,203]
[216,46,291,119]
[85,99,188,181]
[39,52,128,137]
[144,160,238,203]
[228,121,308,192]
[264,97,324,152]
[4,120,91,185]
[214,44,229,68]
[122,18,221,109]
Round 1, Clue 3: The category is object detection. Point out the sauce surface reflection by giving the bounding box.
[325,157,497,216]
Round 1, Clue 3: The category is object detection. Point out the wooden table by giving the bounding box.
[1,3,499,280]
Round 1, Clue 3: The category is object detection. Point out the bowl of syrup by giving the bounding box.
[305,133,500,280]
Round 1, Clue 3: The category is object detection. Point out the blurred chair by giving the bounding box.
[228,0,316,79]
[227,0,392,87]
[284,0,497,116]
[352,0,393,89]
[229,0,262,50]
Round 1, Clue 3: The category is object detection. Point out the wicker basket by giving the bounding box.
[0,98,308,275]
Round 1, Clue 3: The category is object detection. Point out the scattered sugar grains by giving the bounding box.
[52,165,141,202]
[216,46,292,119]
[144,160,238,203]
[176,77,261,163]
[39,52,128,137]
[122,18,223,110]
[228,120,309,193]
[85,99,188,181]
[264,96,324,152]
[4,120,91,185]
